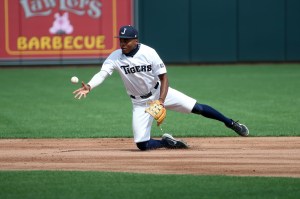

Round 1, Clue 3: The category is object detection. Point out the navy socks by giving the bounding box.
[191,103,233,127]
[136,139,164,150]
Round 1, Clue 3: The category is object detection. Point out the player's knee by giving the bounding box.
[191,103,204,114]
[136,141,148,151]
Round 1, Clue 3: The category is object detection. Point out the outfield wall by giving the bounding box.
[138,0,300,63]
[0,0,299,66]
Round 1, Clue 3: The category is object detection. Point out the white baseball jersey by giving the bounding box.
[101,44,166,97]
[89,43,196,143]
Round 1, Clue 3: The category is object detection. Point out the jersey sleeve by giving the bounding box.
[150,49,167,76]
[101,60,114,75]
[87,70,110,89]
[100,53,118,75]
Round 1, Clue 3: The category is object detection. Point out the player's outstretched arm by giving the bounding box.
[72,70,109,100]
[73,81,91,99]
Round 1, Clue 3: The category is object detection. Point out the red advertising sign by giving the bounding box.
[0,0,133,62]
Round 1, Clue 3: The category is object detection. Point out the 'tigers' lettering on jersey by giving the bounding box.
[120,65,152,74]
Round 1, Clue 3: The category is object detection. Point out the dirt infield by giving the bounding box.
[0,137,299,177]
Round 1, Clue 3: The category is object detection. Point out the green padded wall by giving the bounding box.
[286,0,300,61]
[138,0,299,63]
[138,0,190,62]
[238,0,285,61]
[191,0,237,62]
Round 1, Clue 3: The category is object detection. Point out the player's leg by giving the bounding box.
[132,105,165,150]
[191,103,232,126]
[165,88,249,136]
[136,139,164,151]
[191,103,249,136]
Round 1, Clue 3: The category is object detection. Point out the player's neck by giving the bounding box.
[124,44,140,57]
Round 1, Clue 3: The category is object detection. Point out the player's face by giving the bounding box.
[119,38,138,54]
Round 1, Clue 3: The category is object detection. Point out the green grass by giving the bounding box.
[0,64,300,138]
[1,64,299,199]
[0,171,299,199]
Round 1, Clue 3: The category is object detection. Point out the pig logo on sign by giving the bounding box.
[49,12,73,35]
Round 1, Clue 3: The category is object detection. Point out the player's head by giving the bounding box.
[115,25,139,54]
[116,25,138,39]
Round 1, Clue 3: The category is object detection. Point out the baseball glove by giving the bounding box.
[145,100,166,126]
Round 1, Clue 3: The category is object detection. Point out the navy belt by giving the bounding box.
[130,82,159,99]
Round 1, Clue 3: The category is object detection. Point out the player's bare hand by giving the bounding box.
[73,81,91,99]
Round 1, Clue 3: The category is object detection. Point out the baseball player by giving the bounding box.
[73,25,249,150]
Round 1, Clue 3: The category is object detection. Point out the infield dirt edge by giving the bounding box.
[0,137,299,178]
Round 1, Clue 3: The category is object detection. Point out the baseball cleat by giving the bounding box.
[161,133,189,149]
[228,120,249,137]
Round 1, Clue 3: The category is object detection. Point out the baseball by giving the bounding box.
[71,76,79,84]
